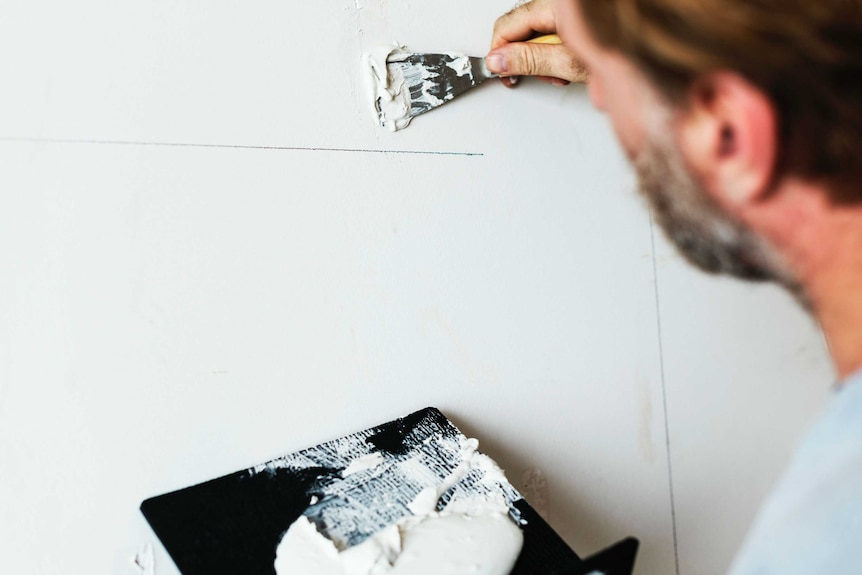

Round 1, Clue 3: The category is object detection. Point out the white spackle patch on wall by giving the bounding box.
[131,543,155,575]
[520,468,550,520]
[365,44,414,131]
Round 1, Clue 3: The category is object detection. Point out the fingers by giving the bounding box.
[537,75,571,86]
[486,42,589,85]
[500,76,521,88]
[491,0,558,50]
[489,0,587,88]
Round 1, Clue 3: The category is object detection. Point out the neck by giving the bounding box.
[807,242,862,381]
[764,180,862,381]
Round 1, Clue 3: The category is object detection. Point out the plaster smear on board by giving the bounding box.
[251,419,525,549]
[273,436,524,575]
[275,493,523,575]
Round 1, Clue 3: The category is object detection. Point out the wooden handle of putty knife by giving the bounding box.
[527,34,562,44]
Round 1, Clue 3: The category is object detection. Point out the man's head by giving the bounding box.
[556,0,862,299]
[574,0,862,195]
[632,104,795,286]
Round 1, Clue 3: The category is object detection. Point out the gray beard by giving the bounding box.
[633,132,808,305]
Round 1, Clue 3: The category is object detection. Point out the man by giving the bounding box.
[484,0,862,573]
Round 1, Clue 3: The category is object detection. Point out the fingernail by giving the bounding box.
[486,53,508,74]
[509,76,520,86]
[551,78,569,86]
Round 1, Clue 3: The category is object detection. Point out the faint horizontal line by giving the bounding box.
[0,136,484,157]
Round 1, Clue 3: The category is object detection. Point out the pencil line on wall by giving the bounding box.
[649,208,681,575]
[0,136,484,157]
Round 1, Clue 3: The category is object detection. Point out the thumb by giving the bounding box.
[486,43,589,84]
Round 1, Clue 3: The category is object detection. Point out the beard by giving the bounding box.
[632,120,807,304]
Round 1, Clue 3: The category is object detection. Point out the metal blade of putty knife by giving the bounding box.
[385,53,497,119]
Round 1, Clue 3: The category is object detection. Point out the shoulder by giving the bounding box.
[729,377,862,575]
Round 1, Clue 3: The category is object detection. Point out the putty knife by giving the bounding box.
[389,34,561,118]
[379,34,561,125]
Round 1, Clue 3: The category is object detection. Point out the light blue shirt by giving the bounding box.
[728,371,862,575]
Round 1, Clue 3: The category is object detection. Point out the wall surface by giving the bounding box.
[0,1,834,574]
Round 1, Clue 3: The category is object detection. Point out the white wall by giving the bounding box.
[0,1,834,574]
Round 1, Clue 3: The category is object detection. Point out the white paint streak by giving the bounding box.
[131,543,155,575]
[521,468,549,520]
[343,452,386,476]
[444,54,472,77]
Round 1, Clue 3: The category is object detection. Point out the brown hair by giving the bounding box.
[578,0,862,202]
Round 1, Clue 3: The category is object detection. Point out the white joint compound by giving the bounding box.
[273,437,524,575]
[365,44,413,132]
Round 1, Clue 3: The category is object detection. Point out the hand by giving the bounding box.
[487,0,589,88]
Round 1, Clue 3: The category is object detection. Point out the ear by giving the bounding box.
[676,73,777,212]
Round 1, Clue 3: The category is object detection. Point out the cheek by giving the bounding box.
[588,73,642,155]
[606,99,646,160]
